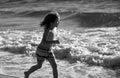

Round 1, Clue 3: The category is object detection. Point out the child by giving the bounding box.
[24,11,60,78]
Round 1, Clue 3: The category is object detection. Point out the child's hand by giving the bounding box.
[56,40,60,44]
[30,43,38,46]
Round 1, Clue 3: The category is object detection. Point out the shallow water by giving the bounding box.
[0,28,120,78]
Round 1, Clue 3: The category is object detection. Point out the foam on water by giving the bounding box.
[0,28,120,77]
[0,28,120,67]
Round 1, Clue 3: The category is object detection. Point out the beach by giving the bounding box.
[0,0,120,78]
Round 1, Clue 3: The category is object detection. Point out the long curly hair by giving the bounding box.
[40,12,60,29]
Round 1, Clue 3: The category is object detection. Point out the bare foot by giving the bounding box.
[24,71,29,78]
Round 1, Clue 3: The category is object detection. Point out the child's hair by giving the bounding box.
[40,12,60,29]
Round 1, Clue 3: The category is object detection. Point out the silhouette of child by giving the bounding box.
[24,11,60,78]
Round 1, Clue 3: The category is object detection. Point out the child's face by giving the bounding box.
[51,17,60,29]
[55,18,60,27]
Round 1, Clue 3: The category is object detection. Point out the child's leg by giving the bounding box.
[47,54,58,78]
[24,56,45,78]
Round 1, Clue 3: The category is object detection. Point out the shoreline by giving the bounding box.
[0,29,120,78]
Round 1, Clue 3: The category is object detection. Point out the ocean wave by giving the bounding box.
[16,10,51,17]
[1,8,120,28]
[0,29,120,68]
[0,0,118,3]
[63,12,120,28]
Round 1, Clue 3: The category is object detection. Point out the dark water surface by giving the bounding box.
[0,10,120,32]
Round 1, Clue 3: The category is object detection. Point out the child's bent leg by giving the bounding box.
[24,57,45,78]
[47,56,58,78]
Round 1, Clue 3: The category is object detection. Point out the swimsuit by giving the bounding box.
[36,47,54,61]
[36,29,55,61]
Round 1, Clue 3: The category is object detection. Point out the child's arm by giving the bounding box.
[44,38,60,44]
[43,31,60,44]
[30,43,39,46]
[46,40,60,44]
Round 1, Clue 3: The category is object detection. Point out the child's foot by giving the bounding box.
[24,71,29,78]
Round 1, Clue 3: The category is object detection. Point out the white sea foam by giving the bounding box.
[0,28,120,68]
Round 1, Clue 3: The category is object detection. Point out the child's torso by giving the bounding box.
[38,29,57,50]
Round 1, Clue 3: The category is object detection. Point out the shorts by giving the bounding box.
[36,48,54,61]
